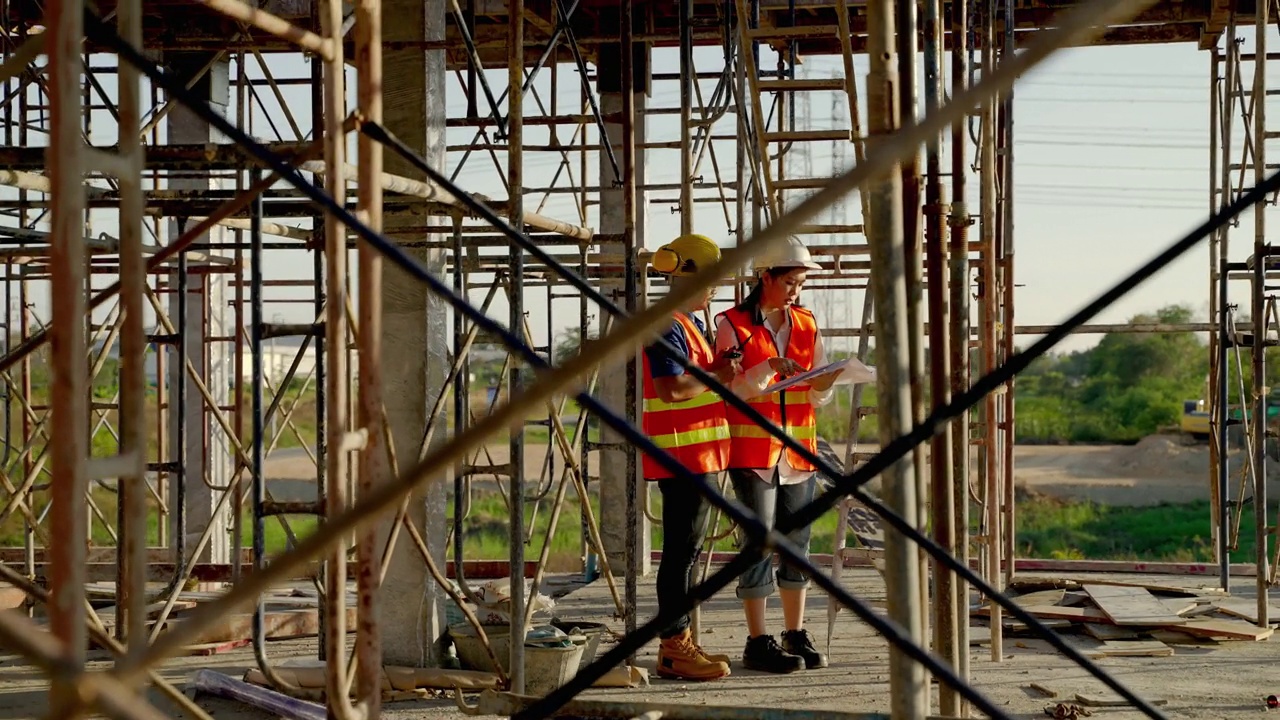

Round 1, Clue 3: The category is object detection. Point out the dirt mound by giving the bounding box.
[1111,434,1208,481]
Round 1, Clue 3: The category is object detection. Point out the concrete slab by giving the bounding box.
[1,568,1276,718]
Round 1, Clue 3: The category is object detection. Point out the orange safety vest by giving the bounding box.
[640,313,731,480]
[716,305,818,471]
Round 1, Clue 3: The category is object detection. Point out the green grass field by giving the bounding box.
[226,492,1261,567]
[0,488,1250,568]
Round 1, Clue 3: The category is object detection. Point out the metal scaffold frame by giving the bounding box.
[1208,0,1280,620]
[0,0,1273,719]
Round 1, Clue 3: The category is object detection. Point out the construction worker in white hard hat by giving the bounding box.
[641,233,740,681]
[711,236,842,674]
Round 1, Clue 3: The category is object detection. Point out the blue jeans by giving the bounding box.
[729,468,817,600]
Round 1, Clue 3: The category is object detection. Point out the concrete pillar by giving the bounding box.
[376,0,450,666]
[166,53,234,566]
[597,42,651,578]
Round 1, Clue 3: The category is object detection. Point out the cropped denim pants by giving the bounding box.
[729,467,816,600]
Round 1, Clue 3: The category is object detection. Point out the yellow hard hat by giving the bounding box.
[651,233,721,276]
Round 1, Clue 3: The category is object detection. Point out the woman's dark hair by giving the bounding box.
[739,267,801,320]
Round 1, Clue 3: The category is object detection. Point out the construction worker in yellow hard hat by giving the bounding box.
[711,236,841,673]
[641,233,739,681]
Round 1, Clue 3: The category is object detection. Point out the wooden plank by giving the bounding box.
[1028,683,1058,698]
[158,607,356,646]
[969,626,991,645]
[1084,584,1185,626]
[1090,639,1174,657]
[1014,575,1227,596]
[1060,591,1091,607]
[0,583,26,610]
[183,638,252,656]
[1007,618,1073,632]
[1182,603,1222,619]
[1015,605,1110,623]
[1082,623,1140,641]
[1158,598,1199,616]
[1172,618,1275,640]
[1211,597,1280,624]
[1012,589,1067,607]
[974,589,1066,615]
[1149,629,1218,645]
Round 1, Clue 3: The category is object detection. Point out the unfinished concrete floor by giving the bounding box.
[0,567,1276,719]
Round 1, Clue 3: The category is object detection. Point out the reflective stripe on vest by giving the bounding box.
[715,305,819,471]
[639,312,731,479]
[643,390,725,414]
[651,423,733,449]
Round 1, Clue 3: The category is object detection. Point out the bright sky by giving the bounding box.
[5,26,1264,361]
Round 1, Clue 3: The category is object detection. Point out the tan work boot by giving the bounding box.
[657,629,731,681]
[697,646,732,664]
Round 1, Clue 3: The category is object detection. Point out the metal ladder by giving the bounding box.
[733,0,867,240]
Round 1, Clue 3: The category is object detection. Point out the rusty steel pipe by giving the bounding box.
[45,0,91,714]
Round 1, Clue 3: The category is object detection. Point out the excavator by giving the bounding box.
[1180,387,1280,442]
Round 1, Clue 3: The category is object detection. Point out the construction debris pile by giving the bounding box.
[973,576,1274,659]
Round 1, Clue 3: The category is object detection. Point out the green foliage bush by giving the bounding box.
[1011,304,1213,444]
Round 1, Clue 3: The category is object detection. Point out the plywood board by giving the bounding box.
[1084,585,1185,626]
[1172,618,1275,640]
[1210,597,1280,625]
[1082,623,1140,641]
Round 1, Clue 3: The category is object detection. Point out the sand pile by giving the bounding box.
[1113,435,1209,481]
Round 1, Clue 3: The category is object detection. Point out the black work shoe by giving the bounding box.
[742,634,804,674]
[781,628,829,669]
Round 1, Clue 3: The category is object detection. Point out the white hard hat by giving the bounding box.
[752,237,822,272]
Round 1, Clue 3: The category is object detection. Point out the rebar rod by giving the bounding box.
[922,0,958,710]
[353,0,384,709]
[1254,0,1271,627]
[115,0,147,662]
[1209,45,1226,592]
[620,0,641,659]
[949,0,973,700]
[507,0,528,695]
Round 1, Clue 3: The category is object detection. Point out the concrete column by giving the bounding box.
[597,43,651,578]
[166,53,234,566]
[376,0,450,666]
